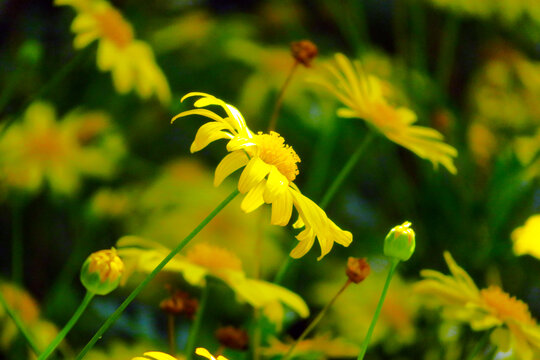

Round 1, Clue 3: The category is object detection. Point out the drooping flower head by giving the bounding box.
[172,92,352,260]
[415,251,540,359]
[310,53,458,174]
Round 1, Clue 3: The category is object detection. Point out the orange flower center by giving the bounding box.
[254,131,300,182]
[94,7,133,48]
[480,286,536,325]
[186,243,242,272]
[25,130,70,163]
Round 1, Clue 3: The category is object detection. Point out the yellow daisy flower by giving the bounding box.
[171,92,352,260]
[195,347,229,360]
[415,252,540,359]
[55,0,170,104]
[117,236,309,323]
[0,102,125,195]
[512,214,540,260]
[310,53,458,174]
[132,348,223,360]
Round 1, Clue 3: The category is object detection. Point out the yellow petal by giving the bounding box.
[214,151,249,186]
[238,157,271,194]
[195,347,216,360]
[190,121,233,153]
[270,188,293,226]
[241,180,266,213]
[290,228,315,259]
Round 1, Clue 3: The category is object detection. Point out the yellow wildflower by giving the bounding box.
[0,102,125,196]
[117,236,309,323]
[55,0,170,104]
[88,339,180,360]
[172,92,352,260]
[415,252,540,359]
[81,248,124,295]
[262,333,359,359]
[195,348,229,360]
[310,53,458,174]
[512,215,540,260]
[133,351,178,360]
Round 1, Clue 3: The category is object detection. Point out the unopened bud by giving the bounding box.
[160,289,198,318]
[215,326,249,350]
[290,40,318,67]
[80,248,124,295]
[384,221,415,261]
[345,257,370,283]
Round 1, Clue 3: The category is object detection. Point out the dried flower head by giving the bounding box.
[216,326,249,350]
[345,257,371,284]
[290,40,318,67]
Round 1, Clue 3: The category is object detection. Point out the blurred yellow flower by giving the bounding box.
[415,251,540,359]
[88,340,180,360]
[512,215,540,260]
[311,53,458,174]
[195,348,229,360]
[262,333,359,359]
[117,236,309,323]
[133,351,178,360]
[172,92,352,260]
[0,102,125,196]
[90,188,132,219]
[55,0,170,104]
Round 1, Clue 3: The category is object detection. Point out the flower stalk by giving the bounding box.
[185,282,210,360]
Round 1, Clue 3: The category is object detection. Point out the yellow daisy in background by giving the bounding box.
[415,252,540,359]
[0,102,125,196]
[310,53,458,174]
[262,333,359,359]
[195,347,229,360]
[172,92,352,260]
[512,214,540,260]
[89,340,180,360]
[117,236,309,325]
[133,351,178,360]
[55,0,170,104]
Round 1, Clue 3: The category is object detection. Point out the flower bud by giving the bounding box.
[215,326,249,350]
[384,221,415,261]
[345,257,370,283]
[290,40,318,67]
[80,248,124,295]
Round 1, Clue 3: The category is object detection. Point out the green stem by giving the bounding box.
[185,281,210,360]
[436,14,460,90]
[409,1,427,73]
[75,189,239,360]
[268,61,298,132]
[11,199,24,285]
[357,258,399,360]
[282,279,351,360]
[393,0,408,63]
[39,291,95,360]
[0,289,41,355]
[465,331,491,360]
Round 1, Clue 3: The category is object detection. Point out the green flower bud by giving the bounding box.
[384,221,415,261]
[80,248,124,295]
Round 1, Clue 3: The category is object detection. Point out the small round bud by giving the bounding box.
[384,221,416,261]
[215,326,249,350]
[80,248,124,295]
[290,40,318,67]
[160,290,198,318]
[345,257,371,283]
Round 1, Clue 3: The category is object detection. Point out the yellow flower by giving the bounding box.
[0,102,125,196]
[133,351,178,360]
[88,339,181,360]
[55,0,170,104]
[117,236,309,324]
[262,333,359,359]
[512,215,540,259]
[195,347,229,360]
[415,251,540,359]
[310,53,458,174]
[172,92,352,260]
[81,248,124,295]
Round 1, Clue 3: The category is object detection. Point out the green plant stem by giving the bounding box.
[465,331,491,360]
[75,189,239,360]
[185,282,210,360]
[268,61,299,132]
[39,291,95,360]
[409,1,427,73]
[167,314,176,356]
[11,199,24,285]
[393,0,408,63]
[357,258,399,360]
[436,14,460,89]
[0,289,41,356]
[282,279,351,360]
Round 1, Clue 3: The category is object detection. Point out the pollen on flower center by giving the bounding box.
[94,8,133,48]
[480,286,536,325]
[186,243,243,272]
[254,131,301,182]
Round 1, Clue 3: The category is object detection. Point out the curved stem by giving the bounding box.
[465,331,491,360]
[39,291,95,360]
[282,279,351,360]
[357,258,399,360]
[185,282,210,360]
[268,61,299,132]
[75,189,239,360]
[0,289,41,356]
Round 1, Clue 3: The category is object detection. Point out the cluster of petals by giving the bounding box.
[55,0,170,104]
[133,347,228,360]
[172,92,352,260]
[310,53,458,174]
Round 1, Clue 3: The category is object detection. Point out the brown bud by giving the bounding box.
[160,290,198,317]
[290,40,318,67]
[346,257,370,284]
[215,326,249,350]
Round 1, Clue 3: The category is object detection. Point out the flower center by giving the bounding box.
[94,7,133,48]
[186,243,242,272]
[254,131,300,182]
[25,130,70,163]
[480,286,536,325]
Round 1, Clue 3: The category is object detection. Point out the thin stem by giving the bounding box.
[409,1,427,73]
[75,190,239,360]
[168,315,176,355]
[252,309,262,360]
[11,199,24,285]
[0,289,41,355]
[357,258,399,360]
[268,61,299,132]
[465,331,491,360]
[393,0,408,62]
[39,291,95,360]
[282,279,351,360]
[436,14,460,90]
[185,282,210,360]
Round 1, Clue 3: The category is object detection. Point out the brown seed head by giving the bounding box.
[290,40,318,67]
[160,290,198,317]
[346,257,371,284]
[215,326,249,350]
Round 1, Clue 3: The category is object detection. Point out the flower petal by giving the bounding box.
[238,157,271,194]
[214,151,249,186]
[190,121,233,153]
[241,180,266,213]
